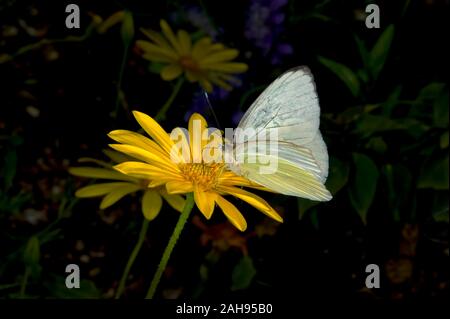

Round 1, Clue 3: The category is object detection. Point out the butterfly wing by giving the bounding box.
[238,66,320,146]
[234,141,331,201]
[232,66,330,197]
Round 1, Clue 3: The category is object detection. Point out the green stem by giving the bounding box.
[113,43,130,119]
[145,192,195,299]
[19,267,30,298]
[154,77,184,122]
[1,24,96,64]
[115,219,150,299]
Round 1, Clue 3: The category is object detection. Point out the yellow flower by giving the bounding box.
[109,111,283,232]
[69,150,185,220]
[137,19,248,92]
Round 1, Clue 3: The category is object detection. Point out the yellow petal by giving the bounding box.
[136,40,178,61]
[108,129,167,159]
[200,49,239,65]
[209,43,225,52]
[103,149,135,164]
[188,113,208,163]
[170,127,191,163]
[69,167,136,182]
[77,157,111,168]
[215,195,247,231]
[159,19,181,54]
[148,180,166,188]
[185,70,199,83]
[219,172,262,187]
[199,78,213,93]
[100,184,142,209]
[166,180,193,194]
[177,30,191,55]
[210,78,232,91]
[142,189,163,220]
[75,182,137,197]
[191,37,213,60]
[114,161,179,181]
[142,52,174,63]
[218,172,274,192]
[206,62,248,73]
[194,184,215,219]
[161,64,183,81]
[141,28,171,49]
[160,188,185,213]
[132,111,176,156]
[218,186,283,222]
[209,74,232,90]
[109,144,179,173]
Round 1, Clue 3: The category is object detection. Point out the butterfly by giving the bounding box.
[226,66,332,202]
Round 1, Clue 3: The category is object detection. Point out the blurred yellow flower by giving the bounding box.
[109,111,282,231]
[137,19,248,92]
[69,150,185,220]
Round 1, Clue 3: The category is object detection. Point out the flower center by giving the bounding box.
[179,55,199,72]
[180,163,224,190]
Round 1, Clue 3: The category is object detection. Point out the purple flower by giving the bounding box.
[170,6,218,39]
[245,0,293,65]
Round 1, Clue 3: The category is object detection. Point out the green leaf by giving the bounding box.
[354,114,428,139]
[432,191,449,223]
[382,164,412,222]
[369,24,395,80]
[318,56,360,97]
[418,155,449,190]
[148,62,164,74]
[418,82,446,101]
[354,35,370,70]
[433,90,449,128]
[310,209,320,230]
[0,191,31,214]
[299,157,349,219]
[348,153,379,224]
[382,85,402,116]
[199,264,209,281]
[121,11,134,47]
[394,118,429,139]
[440,132,449,149]
[326,157,350,195]
[433,210,449,223]
[231,256,256,291]
[365,136,388,154]
[354,114,400,137]
[409,83,446,119]
[44,275,101,298]
[298,198,317,219]
[2,149,17,191]
[23,236,40,266]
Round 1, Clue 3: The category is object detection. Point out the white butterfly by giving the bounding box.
[227,66,332,201]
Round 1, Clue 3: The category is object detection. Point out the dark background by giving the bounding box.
[0,0,448,301]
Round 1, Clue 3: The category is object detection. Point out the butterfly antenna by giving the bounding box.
[204,91,222,130]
